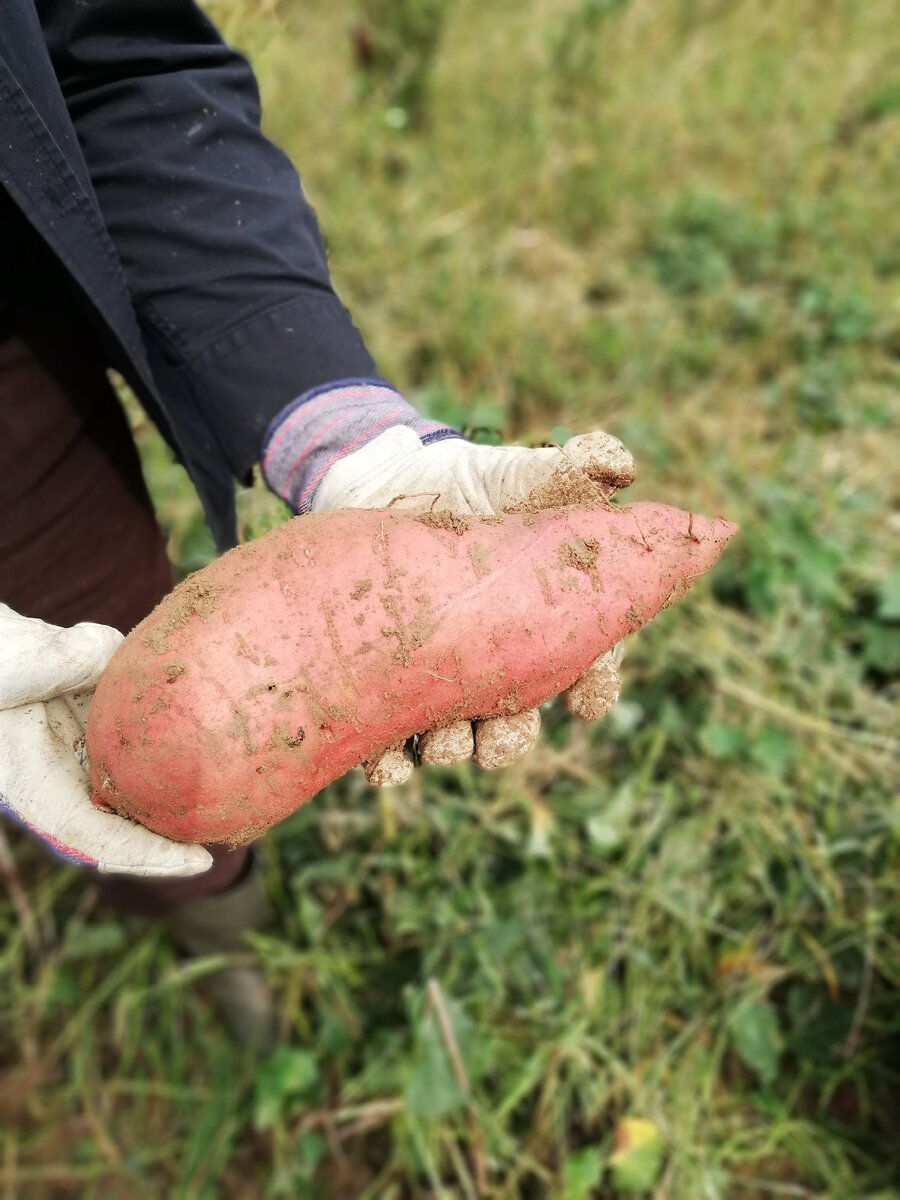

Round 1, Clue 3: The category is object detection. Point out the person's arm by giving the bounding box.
[35,0,381,482]
[35,0,631,784]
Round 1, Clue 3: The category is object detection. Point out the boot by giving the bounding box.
[166,851,276,1053]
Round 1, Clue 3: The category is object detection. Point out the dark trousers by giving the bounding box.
[0,324,250,914]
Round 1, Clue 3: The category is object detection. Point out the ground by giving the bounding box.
[1,0,898,1195]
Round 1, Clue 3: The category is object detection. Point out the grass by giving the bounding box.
[1,0,899,1195]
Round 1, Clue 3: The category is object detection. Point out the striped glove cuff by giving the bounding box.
[261,379,462,513]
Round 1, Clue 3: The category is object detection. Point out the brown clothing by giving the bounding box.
[0,298,249,914]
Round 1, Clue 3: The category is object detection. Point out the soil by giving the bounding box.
[235,634,260,665]
[415,510,471,535]
[468,543,491,578]
[512,469,605,514]
[533,566,553,607]
[505,434,635,516]
[265,724,306,751]
[623,602,649,630]
[559,537,600,572]
[225,708,258,756]
[497,686,522,715]
[379,593,435,667]
[559,537,602,590]
[160,576,222,629]
[662,573,693,609]
[142,576,223,654]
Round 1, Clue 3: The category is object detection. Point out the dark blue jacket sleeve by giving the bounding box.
[35,0,377,480]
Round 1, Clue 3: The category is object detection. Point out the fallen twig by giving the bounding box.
[426,978,488,1195]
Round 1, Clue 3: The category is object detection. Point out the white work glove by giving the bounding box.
[0,604,213,877]
[313,427,635,783]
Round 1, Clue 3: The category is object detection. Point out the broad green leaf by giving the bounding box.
[586,785,634,856]
[562,1147,602,1199]
[587,816,624,854]
[699,722,745,760]
[750,727,796,775]
[608,1117,664,1192]
[404,1021,464,1122]
[728,999,783,1084]
[62,921,127,961]
[467,398,506,432]
[253,1048,319,1131]
[404,992,491,1124]
[860,80,900,122]
[877,568,900,620]
[861,622,900,673]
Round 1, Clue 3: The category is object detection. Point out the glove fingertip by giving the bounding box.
[418,720,474,765]
[561,431,636,491]
[364,741,415,787]
[563,655,621,721]
[474,708,541,770]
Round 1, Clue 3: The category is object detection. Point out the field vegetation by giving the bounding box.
[1,0,898,1195]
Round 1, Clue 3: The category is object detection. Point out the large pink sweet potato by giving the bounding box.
[86,502,736,844]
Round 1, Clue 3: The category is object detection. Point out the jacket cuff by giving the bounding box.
[159,290,381,486]
[261,379,461,513]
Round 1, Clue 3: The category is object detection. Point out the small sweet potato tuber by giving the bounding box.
[86,502,736,844]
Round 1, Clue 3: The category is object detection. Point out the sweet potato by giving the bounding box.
[86,502,736,844]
